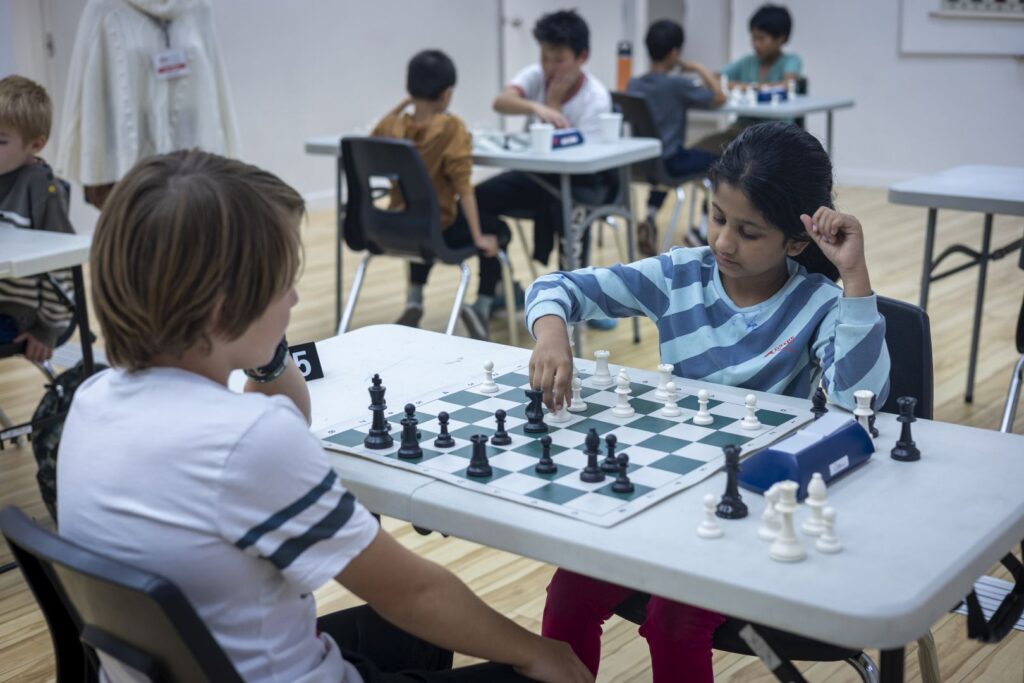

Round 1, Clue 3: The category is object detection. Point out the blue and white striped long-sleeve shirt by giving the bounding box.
[526,247,890,411]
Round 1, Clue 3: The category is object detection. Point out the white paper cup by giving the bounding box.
[598,112,623,143]
[529,122,554,153]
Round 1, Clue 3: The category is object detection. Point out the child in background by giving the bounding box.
[58,149,592,683]
[372,50,510,340]
[0,75,75,362]
[627,19,726,256]
[525,122,889,681]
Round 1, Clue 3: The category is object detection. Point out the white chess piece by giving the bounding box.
[786,78,797,100]
[769,481,806,562]
[853,389,874,436]
[611,370,635,417]
[654,363,674,400]
[815,507,842,554]
[745,85,758,106]
[758,483,782,541]
[696,493,723,539]
[592,350,614,387]
[729,86,742,106]
[547,403,571,423]
[479,361,499,393]
[801,473,827,536]
[692,389,714,426]
[660,381,682,417]
[719,73,729,93]
[740,394,762,430]
[567,375,588,412]
[770,91,781,106]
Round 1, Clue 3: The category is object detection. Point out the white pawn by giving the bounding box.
[692,389,714,426]
[770,91,781,107]
[769,481,806,562]
[740,394,762,430]
[786,78,797,100]
[654,363,674,400]
[815,507,842,554]
[660,381,682,417]
[567,375,587,412]
[801,473,827,536]
[547,404,571,423]
[696,493,723,539]
[611,370,635,417]
[592,350,614,387]
[853,389,874,437]
[745,85,758,106]
[758,483,781,542]
[479,361,499,393]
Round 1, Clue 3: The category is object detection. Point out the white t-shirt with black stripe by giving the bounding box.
[508,64,611,142]
[58,367,379,683]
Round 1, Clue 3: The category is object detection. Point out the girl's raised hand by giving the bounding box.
[801,207,872,296]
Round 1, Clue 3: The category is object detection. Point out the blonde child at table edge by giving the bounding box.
[57,149,591,683]
[526,122,890,682]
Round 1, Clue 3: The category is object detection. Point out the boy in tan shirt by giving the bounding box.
[372,50,509,340]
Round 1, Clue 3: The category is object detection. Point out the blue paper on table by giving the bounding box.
[552,128,585,149]
[738,413,874,500]
[756,87,789,103]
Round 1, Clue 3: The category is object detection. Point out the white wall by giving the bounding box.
[729,0,1024,186]
[0,1,17,77]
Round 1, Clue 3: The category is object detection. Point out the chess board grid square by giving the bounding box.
[698,430,751,448]
[449,406,493,424]
[594,480,655,501]
[526,482,588,505]
[635,434,692,454]
[563,491,624,514]
[489,451,538,473]
[453,466,512,483]
[517,462,578,480]
[512,439,569,458]
[628,466,685,488]
[648,454,706,476]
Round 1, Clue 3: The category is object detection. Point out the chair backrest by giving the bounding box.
[0,506,243,683]
[794,76,808,129]
[0,510,96,682]
[610,92,670,185]
[341,136,475,266]
[877,296,934,419]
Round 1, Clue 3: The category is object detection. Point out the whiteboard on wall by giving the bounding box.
[900,0,1024,56]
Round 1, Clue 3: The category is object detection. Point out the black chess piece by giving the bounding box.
[535,434,557,474]
[611,453,634,494]
[890,396,921,462]
[364,373,394,449]
[868,394,879,439]
[580,428,605,483]
[434,411,455,448]
[601,434,619,473]
[491,409,512,446]
[811,386,828,420]
[467,434,493,478]
[524,388,549,434]
[397,403,422,459]
[715,444,748,519]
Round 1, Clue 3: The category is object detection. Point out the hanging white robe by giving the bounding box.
[56,0,241,185]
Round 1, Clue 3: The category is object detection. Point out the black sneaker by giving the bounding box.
[396,303,423,327]
[637,217,659,257]
[459,305,490,341]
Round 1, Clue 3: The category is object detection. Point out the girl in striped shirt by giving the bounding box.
[526,122,890,681]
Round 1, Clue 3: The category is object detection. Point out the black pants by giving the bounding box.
[646,146,718,212]
[317,605,533,682]
[475,170,617,269]
[408,208,511,297]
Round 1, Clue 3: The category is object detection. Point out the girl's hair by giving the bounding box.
[709,122,839,281]
[92,149,304,371]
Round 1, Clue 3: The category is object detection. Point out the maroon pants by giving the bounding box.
[541,569,725,682]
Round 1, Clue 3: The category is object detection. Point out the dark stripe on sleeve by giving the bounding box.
[268,492,358,570]
[235,469,338,550]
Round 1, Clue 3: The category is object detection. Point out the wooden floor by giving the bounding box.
[1,185,1022,681]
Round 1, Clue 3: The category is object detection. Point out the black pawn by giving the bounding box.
[811,386,828,420]
[434,411,455,448]
[491,409,512,446]
[715,444,748,519]
[364,373,393,450]
[397,403,422,459]
[611,453,634,493]
[535,435,557,474]
[524,388,549,434]
[467,434,493,478]
[601,434,619,473]
[890,396,920,462]
[868,394,879,439]
[580,428,605,483]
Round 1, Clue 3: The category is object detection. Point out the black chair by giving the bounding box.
[612,91,712,253]
[794,75,809,130]
[999,251,1024,433]
[0,506,244,683]
[614,296,940,683]
[337,137,518,343]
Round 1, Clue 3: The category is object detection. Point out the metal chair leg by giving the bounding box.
[338,253,372,334]
[687,179,700,234]
[446,263,471,336]
[512,219,538,282]
[915,630,941,683]
[32,360,56,381]
[1000,353,1024,433]
[845,651,881,683]
[660,185,686,253]
[497,251,519,346]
